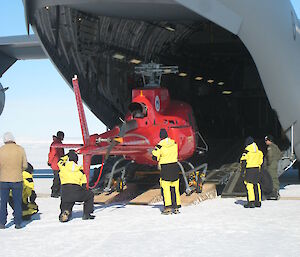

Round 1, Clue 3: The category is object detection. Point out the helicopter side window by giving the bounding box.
[128,102,147,119]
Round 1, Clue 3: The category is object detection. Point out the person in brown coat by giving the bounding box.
[0,132,27,229]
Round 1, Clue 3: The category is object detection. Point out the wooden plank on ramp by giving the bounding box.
[94,183,217,206]
[129,183,217,205]
[129,186,161,205]
[94,184,140,204]
[181,183,217,206]
[94,191,119,204]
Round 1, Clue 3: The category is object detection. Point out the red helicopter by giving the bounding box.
[58,63,208,194]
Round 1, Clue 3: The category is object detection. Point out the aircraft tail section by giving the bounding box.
[72,75,90,146]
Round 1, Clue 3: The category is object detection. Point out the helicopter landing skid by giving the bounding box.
[103,158,133,192]
[178,162,208,195]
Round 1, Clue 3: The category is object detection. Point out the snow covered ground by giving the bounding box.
[1,171,300,257]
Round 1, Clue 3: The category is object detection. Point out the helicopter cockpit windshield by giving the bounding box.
[129,102,147,119]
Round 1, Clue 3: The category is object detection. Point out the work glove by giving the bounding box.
[147,148,154,154]
[30,191,37,203]
[240,160,247,178]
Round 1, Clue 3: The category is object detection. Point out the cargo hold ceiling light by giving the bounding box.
[207,79,214,83]
[222,90,232,95]
[179,72,187,77]
[130,59,141,64]
[165,24,176,32]
[113,53,125,60]
[218,81,225,86]
[195,76,203,81]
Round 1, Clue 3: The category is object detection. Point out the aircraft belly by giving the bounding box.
[0,83,6,116]
[26,1,300,159]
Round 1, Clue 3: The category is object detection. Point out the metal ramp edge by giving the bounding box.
[221,171,246,198]
[204,162,247,198]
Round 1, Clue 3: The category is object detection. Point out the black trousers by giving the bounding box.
[51,170,61,195]
[60,184,94,216]
[244,167,261,203]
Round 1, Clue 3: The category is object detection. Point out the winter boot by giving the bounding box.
[267,190,280,200]
[173,208,180,214]
[82,214,95,220]
[15,224,23,229]
[244,201,255,208]
[51,193,60,198]
[161,207,172,215]
[59,210,70,222]
[255,201,261,208]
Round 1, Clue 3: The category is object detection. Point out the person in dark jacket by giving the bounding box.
[240,137,264,208]
[152,129,181,215]
[48,131,64,198]
[264,135,282,200]
[58,150,95,222]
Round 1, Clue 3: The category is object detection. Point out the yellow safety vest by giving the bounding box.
[58,156,87,186]
[240,142,263,168]
[152,138,178,165]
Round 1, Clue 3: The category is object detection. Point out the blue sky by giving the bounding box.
[0,2,106,141]
[0,1,299,142]
[291,0,300,18]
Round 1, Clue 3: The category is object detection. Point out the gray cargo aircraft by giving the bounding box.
[0,0,300,167]
[0,83,8,116]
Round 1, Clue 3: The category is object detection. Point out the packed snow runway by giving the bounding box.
[1,174,300,257]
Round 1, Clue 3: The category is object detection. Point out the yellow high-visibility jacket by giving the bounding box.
[152,138,178,165]
[58,156,87,186]
[240,142,263,168]
[23,171,34,199]
[9,170,35,202]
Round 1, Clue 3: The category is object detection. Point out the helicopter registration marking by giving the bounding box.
[155,95,160,112]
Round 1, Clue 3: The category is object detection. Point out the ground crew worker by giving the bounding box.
[240,137,264,208]
[152,129,181,215]
[48,131,65,198]
[58,150,95,222]
[265,135,282,200]
[9,163,39,220]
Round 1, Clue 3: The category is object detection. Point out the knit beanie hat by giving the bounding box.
[265,135,274,142]
[68,150,78,163]
[160,129,168,139]
[3,132,15,143]
[57,131,64,140]
[244,136,254,147]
